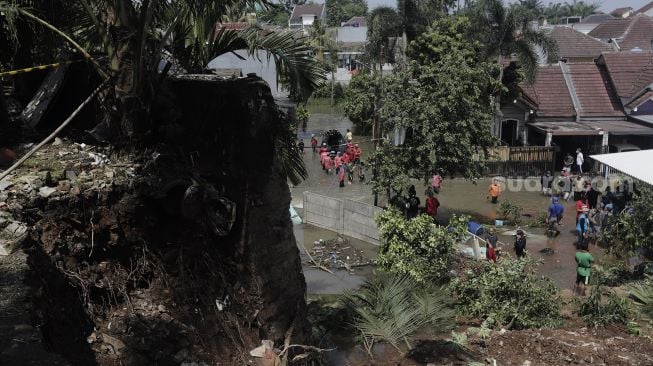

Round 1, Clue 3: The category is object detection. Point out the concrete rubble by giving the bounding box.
[0,138,136,256]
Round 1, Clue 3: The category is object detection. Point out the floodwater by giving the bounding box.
[294,224,379,295]
[292,112,606,291]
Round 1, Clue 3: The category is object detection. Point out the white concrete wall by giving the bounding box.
[302,191,382,245]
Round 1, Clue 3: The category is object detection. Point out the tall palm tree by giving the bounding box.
[469,0,556,84]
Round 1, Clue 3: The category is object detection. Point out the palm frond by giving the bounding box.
[512,39,538,84]
[629,281,653,320]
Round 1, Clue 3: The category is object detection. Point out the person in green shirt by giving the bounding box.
[575,242,593,296]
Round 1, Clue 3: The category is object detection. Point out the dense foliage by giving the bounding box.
[366,6,402,66]
[498,200,523,225]
[342,73,377,133]
[366,16,498,194]
[325,0,367,27]
[376,208,469,283]
[577,284,632,327]
[397,0,454,42]
[450,257,562,329]
[342,273,455,357]
[601,186,653,258]
[511,0,601,25]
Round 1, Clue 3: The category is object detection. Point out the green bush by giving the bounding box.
[629,277,653,321]
[450,256,562,329]
[577,284,632,327]
[498,200,523,225]
[375,208,469,283]
[342,273,455,357]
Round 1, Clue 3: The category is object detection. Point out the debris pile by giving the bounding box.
[308,236,373,272]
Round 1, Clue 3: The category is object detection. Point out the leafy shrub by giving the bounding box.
[629,277,653,321]
[577,284,632,327]
[528,210,548,228]
[600,186,653,257]
[342,273,455,357]
[375,208,470,283]
[592,261,632,287]
[450,256,562,329]
[296,105,310,122]
[498,200,523,225]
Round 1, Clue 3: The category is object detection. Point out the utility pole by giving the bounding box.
[373,45,384,207]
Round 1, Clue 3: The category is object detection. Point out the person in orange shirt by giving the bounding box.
[487,179,501,204]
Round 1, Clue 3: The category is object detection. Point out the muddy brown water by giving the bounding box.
[293,112,610,364]
[293,113,606,291]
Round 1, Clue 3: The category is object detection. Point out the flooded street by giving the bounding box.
[293,112,606,291]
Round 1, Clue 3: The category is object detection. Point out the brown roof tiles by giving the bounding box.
[567,62,624,117]
[601,52,653,98]
[618,14,653,51]
[588,18,631,38]
[636,1,653,14]
[521,65,576,118]
[549,26,613,59]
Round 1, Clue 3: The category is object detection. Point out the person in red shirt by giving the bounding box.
[576,194,588,224]
[310,135,318,153]
[353,144,362,163]
[334,152,343,174]
[324,156,333,174]
[425,190,440,223]
[342,152,350,164]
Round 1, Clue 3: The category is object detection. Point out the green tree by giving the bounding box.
[601,186,653,259]
[468,0,557,83]
[543,0,600,24]
[397,0,455,43]
[326,0,367,27]
[366,6,402,68]
[450,256,563,329]
[369,16,498,195]
[342,73,377,133]
[375,208,470,283]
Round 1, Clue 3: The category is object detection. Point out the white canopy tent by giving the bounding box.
[590,149,653,185]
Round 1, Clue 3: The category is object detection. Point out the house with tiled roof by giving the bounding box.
[289,4,326,31]
[636,1,653,16]
[507,57,653,153]
[598,52,653,103]
[581,13,615,24]
[548,26,614,61]
[610,7,634,18]
[589,14,653,51]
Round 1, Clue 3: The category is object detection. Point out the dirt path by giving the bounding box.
[0,251,70,365]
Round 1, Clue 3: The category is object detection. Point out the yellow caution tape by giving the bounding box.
[0,59,85,78]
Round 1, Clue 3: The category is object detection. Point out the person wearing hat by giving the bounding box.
[486,227,498,262]
[547,196,564,235]
[514,229,526,258]
[310,134,318,153]
[576,207,590,248]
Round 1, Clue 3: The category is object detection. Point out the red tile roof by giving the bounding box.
[588,18,631,38]
[636,1,653,14]
[626,89,653,108]
[600,52,653,98]
[520,65,576,118]
[290,4,325,24]
[549,26,613,59]
[567,62,624,117]
[618,14,653,51]
[629,61,653,95]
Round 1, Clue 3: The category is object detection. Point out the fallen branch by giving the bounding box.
[0,78,111,181]
[299,240,334,274]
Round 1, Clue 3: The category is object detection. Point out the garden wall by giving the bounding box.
[302,191,381,245]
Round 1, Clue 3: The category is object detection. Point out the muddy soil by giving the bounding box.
[0,76,311,365]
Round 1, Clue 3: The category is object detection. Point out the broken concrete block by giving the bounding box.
[38,186,57,198]
[0,221,28,256]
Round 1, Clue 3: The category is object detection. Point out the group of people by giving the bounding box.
[299,130,365,188]
[389,171,444,222]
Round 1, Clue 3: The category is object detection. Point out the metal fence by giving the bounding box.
[480,146,557,177]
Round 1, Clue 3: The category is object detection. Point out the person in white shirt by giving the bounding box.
[576,148,584,176]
